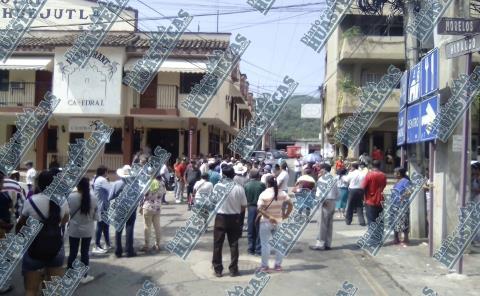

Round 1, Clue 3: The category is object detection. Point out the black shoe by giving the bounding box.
[214,271,222,278]
[247,251,255,256]
[115,253,123,258]
[324,246,331,250]
[345,222,352,225]
[230,271,240,277]
[161,201,169,205]
[360,223,366,226]
[127,252,137,257]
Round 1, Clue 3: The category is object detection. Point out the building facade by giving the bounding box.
[0,0,252,171]
[323,10,405,158]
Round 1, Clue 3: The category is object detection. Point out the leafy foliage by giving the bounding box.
[272,95,321,141]
[342,26,363,39]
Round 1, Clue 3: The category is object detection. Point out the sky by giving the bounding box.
[127,0,327,99]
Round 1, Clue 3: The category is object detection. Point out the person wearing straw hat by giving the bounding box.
[233,163,248,187]
[110,165,137,258]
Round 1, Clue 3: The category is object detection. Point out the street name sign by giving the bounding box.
[438,18,480,35]
[445,34,480,59]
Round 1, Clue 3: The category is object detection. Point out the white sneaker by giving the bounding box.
[80,275,94,284]
[92,246,107,254]
[175,200,181,204]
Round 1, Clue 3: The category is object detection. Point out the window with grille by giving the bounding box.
[105,128,123,154]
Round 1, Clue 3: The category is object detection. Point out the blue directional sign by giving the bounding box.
[400,71,408,110]
[408,63,421,104]
[406,103,421,144]
[397,109,406,146]
[421,48,439,97]
[420,95,439,141]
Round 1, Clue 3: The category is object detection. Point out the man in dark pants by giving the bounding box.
[362,160,387,225]
[244,169,265,256]
[212,165,247,277]
[109,165,137,258]
[343,162,366,226]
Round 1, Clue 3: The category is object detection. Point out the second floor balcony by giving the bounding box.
[339,35,405,63]
[130,84,179,116]
[0,81,37,108]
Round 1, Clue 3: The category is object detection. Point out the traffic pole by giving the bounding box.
[457,52,472,274]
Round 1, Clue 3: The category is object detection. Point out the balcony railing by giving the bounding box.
[132,84,178,109]
[339,36,405,63]
[48,153,123,172]
[0,82,35,107]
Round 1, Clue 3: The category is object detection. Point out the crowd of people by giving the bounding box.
[1,148,480,294]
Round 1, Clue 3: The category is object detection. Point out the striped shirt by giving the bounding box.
[1,178,26,218]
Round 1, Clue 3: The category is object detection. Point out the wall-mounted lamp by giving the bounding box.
[61,125,66,133]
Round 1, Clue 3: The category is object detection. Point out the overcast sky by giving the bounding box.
[128,0,327,98]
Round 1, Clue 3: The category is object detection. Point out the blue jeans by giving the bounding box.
[115,211,136,256]
[95,220,111,248]
[259,221,283,268]
[247,206,261,255]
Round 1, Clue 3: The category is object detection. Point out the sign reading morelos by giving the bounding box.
[438,18,480,35]
[445,34,480,59]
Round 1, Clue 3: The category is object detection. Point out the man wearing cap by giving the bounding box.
[244,169,265,256]
[212,165,247,277]
[110,165,137,258]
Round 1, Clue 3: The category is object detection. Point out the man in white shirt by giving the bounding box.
[311,163,339,251]
[212,165,247,278]
[294,156,302,182]
[193,173,214,203]
[277,162,289,193]
[25,161,37,192]
[342,162,366,226]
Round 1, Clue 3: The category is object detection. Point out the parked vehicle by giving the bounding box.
[250,151,275,165]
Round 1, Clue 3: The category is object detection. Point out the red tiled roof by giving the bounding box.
[17,33,230,51]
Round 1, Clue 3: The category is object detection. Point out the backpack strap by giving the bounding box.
[29,198,47,222]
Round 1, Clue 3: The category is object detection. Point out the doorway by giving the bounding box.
[147,129,179,164]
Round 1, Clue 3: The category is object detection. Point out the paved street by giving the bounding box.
[5,190,479,296]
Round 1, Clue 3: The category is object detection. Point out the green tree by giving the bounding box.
[272,95,321,141]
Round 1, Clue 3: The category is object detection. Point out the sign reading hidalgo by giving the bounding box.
[53,47,123,115]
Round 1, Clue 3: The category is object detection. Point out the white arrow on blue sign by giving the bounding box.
[421,48,439,97]
[420,95,439,141]
[397,109,406,146]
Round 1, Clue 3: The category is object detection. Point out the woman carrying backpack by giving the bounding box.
[67,177,98,284]
[15,170,70,296]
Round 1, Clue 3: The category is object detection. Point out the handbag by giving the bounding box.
[255,196,276,224]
